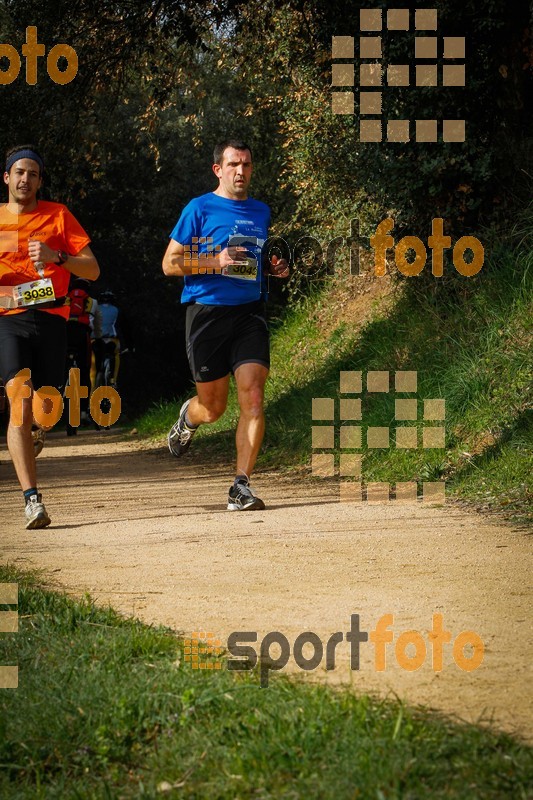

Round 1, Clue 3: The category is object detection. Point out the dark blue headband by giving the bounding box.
[5,149,44,175]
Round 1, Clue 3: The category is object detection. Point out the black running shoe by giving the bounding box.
[168,399,197,457]
[227,479,265,511]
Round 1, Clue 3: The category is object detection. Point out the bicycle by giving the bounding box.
[92,338,131,430]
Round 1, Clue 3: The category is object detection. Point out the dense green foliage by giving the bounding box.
[225,0,532,232]
[1,565,531,798]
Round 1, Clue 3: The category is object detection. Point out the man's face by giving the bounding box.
[213,147,253,199]
[3,158,42,206]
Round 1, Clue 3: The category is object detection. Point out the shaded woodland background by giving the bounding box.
[0,0,531,412]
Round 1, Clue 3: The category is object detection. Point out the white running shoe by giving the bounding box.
[24,494,51,530]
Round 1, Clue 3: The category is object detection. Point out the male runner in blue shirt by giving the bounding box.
[162,139,289,510]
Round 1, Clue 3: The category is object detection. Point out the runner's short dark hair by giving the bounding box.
[5,144,44,177]
[213,140,252,165]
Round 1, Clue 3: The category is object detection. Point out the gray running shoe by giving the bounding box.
[32,427,46,457]
[227,480,265,511]
[24,494,51,530]
[168,399,197,457]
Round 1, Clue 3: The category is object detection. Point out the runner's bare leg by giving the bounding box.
[234,362,268,477]
[6,380,56,492]
[189,374,230,425]
[6,392,36,491]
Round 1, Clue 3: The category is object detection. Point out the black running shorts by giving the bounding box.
[0,309,67,390]
[185,300,270,383]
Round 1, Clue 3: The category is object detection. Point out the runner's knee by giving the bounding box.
[239,385,264,417]
[6,389,33,429]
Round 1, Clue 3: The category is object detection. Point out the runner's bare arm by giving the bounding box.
[27,241,100,281]
[162,239,248,277]
[162,239,187,276]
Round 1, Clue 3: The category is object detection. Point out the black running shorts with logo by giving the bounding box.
[185,300,270,383]
[0,309,67,390]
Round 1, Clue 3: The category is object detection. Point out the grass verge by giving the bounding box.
[0,565,531,799]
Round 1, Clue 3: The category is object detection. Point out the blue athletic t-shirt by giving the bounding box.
[169,192,271,306]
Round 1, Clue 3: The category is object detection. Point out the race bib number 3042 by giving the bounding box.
[222,259,258,281]
[13,278,55,307]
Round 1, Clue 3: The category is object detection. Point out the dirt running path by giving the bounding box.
[1,432,531,740]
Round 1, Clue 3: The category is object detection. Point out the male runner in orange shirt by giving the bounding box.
[0,145,99,528]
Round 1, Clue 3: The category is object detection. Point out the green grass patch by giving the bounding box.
[0,565,531,798]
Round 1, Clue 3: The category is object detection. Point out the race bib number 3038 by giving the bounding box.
[13,278,55,307]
